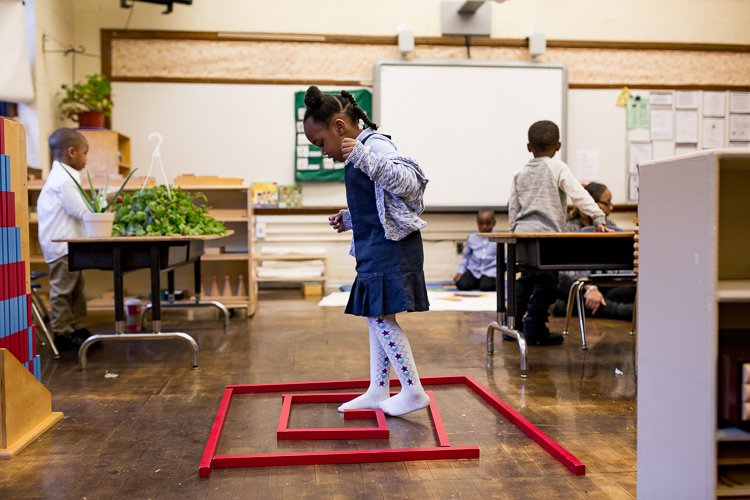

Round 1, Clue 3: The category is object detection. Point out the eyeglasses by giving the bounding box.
[597,200,614,208]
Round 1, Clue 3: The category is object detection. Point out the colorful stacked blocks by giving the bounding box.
[0,122,40,381]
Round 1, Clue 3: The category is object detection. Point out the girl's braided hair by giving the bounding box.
[303,86,378,130]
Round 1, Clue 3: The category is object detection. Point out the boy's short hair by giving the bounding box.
[477,208,495,219]
[49,128,85,159]
[528,120,560,151]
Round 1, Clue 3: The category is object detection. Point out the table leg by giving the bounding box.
[113,246,125,335]
[194,259,202,303]
[150,246,162,334]
[486,241,528,378]
[167,270,175,304]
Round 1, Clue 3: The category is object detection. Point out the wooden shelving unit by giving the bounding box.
[27,177,257,317]
[77,129,131,176]
[254,252,327,293]
[174,183,256,317]
[638,149,750,499]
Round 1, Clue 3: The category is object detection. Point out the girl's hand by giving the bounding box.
[328,213,345,233]
[453,272,462,283]
[341,138,356,161]
[594,224,614,233]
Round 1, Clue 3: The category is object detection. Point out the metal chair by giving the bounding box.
[563,220,639,350]
[562,273,637,350]
[30,271,60,359]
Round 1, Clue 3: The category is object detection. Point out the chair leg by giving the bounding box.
[32,302,60,359]
[575,283,588,350]
[563,280,582,335]
[31,287,50,324]
[629,292,637,336]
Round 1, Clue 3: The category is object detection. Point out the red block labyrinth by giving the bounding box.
[199,375,586,478]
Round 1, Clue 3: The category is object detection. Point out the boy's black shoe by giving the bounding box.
[55,334,85,351]
[525,331,564,346]
[502,333,516,341]
[71,328,92,340]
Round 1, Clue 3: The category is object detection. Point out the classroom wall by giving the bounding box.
[23,0,76,170]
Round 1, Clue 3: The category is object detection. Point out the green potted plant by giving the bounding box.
[58,73,113,128]
[62,168,137,237]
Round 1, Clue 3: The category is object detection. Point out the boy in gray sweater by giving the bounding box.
[507,120,608,345]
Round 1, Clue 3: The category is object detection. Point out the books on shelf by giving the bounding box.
[278,184,302,208]
[252,182,278,208]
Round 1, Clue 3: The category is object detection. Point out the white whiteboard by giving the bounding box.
[374,61,567,209]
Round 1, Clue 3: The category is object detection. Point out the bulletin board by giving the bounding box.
[623,90,750,202]
[294,89,371,183]
[374,60,567,209]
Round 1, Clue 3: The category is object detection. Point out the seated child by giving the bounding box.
[453,209,497,291]
[37,128,91,350]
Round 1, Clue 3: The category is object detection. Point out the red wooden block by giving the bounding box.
[213,446,480,469]
[0,192,11,226]
[463,375,586,475]
[198,388,234,478]
[200,376,585,478]
[276,393,390,441]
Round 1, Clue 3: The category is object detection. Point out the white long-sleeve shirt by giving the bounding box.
[508,156,605,233]
[37,161,89,262]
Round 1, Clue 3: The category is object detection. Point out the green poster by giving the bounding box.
[626,97,650,129]
[294,89,372,183]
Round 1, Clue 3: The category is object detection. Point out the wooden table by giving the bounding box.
[480,231,635,378]
[58,233,232,369]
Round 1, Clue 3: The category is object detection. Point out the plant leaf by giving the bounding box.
[106,168,138,212]
[61,165,95,212]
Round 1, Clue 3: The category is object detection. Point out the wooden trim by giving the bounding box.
[109,76,368,86]
[102,29,750,53]
[570,83,750,91]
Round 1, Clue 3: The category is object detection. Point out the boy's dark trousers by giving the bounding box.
[455,272,496,292]
[515,271,558,339]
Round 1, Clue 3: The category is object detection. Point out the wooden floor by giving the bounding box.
[0,292,636,499]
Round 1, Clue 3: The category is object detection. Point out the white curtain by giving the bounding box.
[0,0,34,102]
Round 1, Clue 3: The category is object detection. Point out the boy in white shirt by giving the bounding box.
[37,128,91,349]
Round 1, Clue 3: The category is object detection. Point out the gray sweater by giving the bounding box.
[508,156,605,233]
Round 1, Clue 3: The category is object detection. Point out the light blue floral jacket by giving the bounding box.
[339,131,429,257]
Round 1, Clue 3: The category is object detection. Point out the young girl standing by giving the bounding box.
[302,86,430,417]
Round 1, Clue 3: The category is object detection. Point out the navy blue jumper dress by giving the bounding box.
[344,132,430,317]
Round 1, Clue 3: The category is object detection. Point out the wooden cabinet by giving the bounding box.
[173,184,257,317]
[637,149,750,498]
[77,129,131,177]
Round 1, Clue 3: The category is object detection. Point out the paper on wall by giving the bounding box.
[730,92,750,113]
[575,149,600,182]
[702,117,725,149]
[703,92,727,117]
[628,175,639,202]
[675,91,699,110]
[650,109,674,141]
[649,92,673,106]
[628,142,652,174]
[729,114,750,142]
[675,110,699,143]
[627,97,650,129]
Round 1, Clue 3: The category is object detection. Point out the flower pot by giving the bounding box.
[82,212,115,237]
[77,111,106,129]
